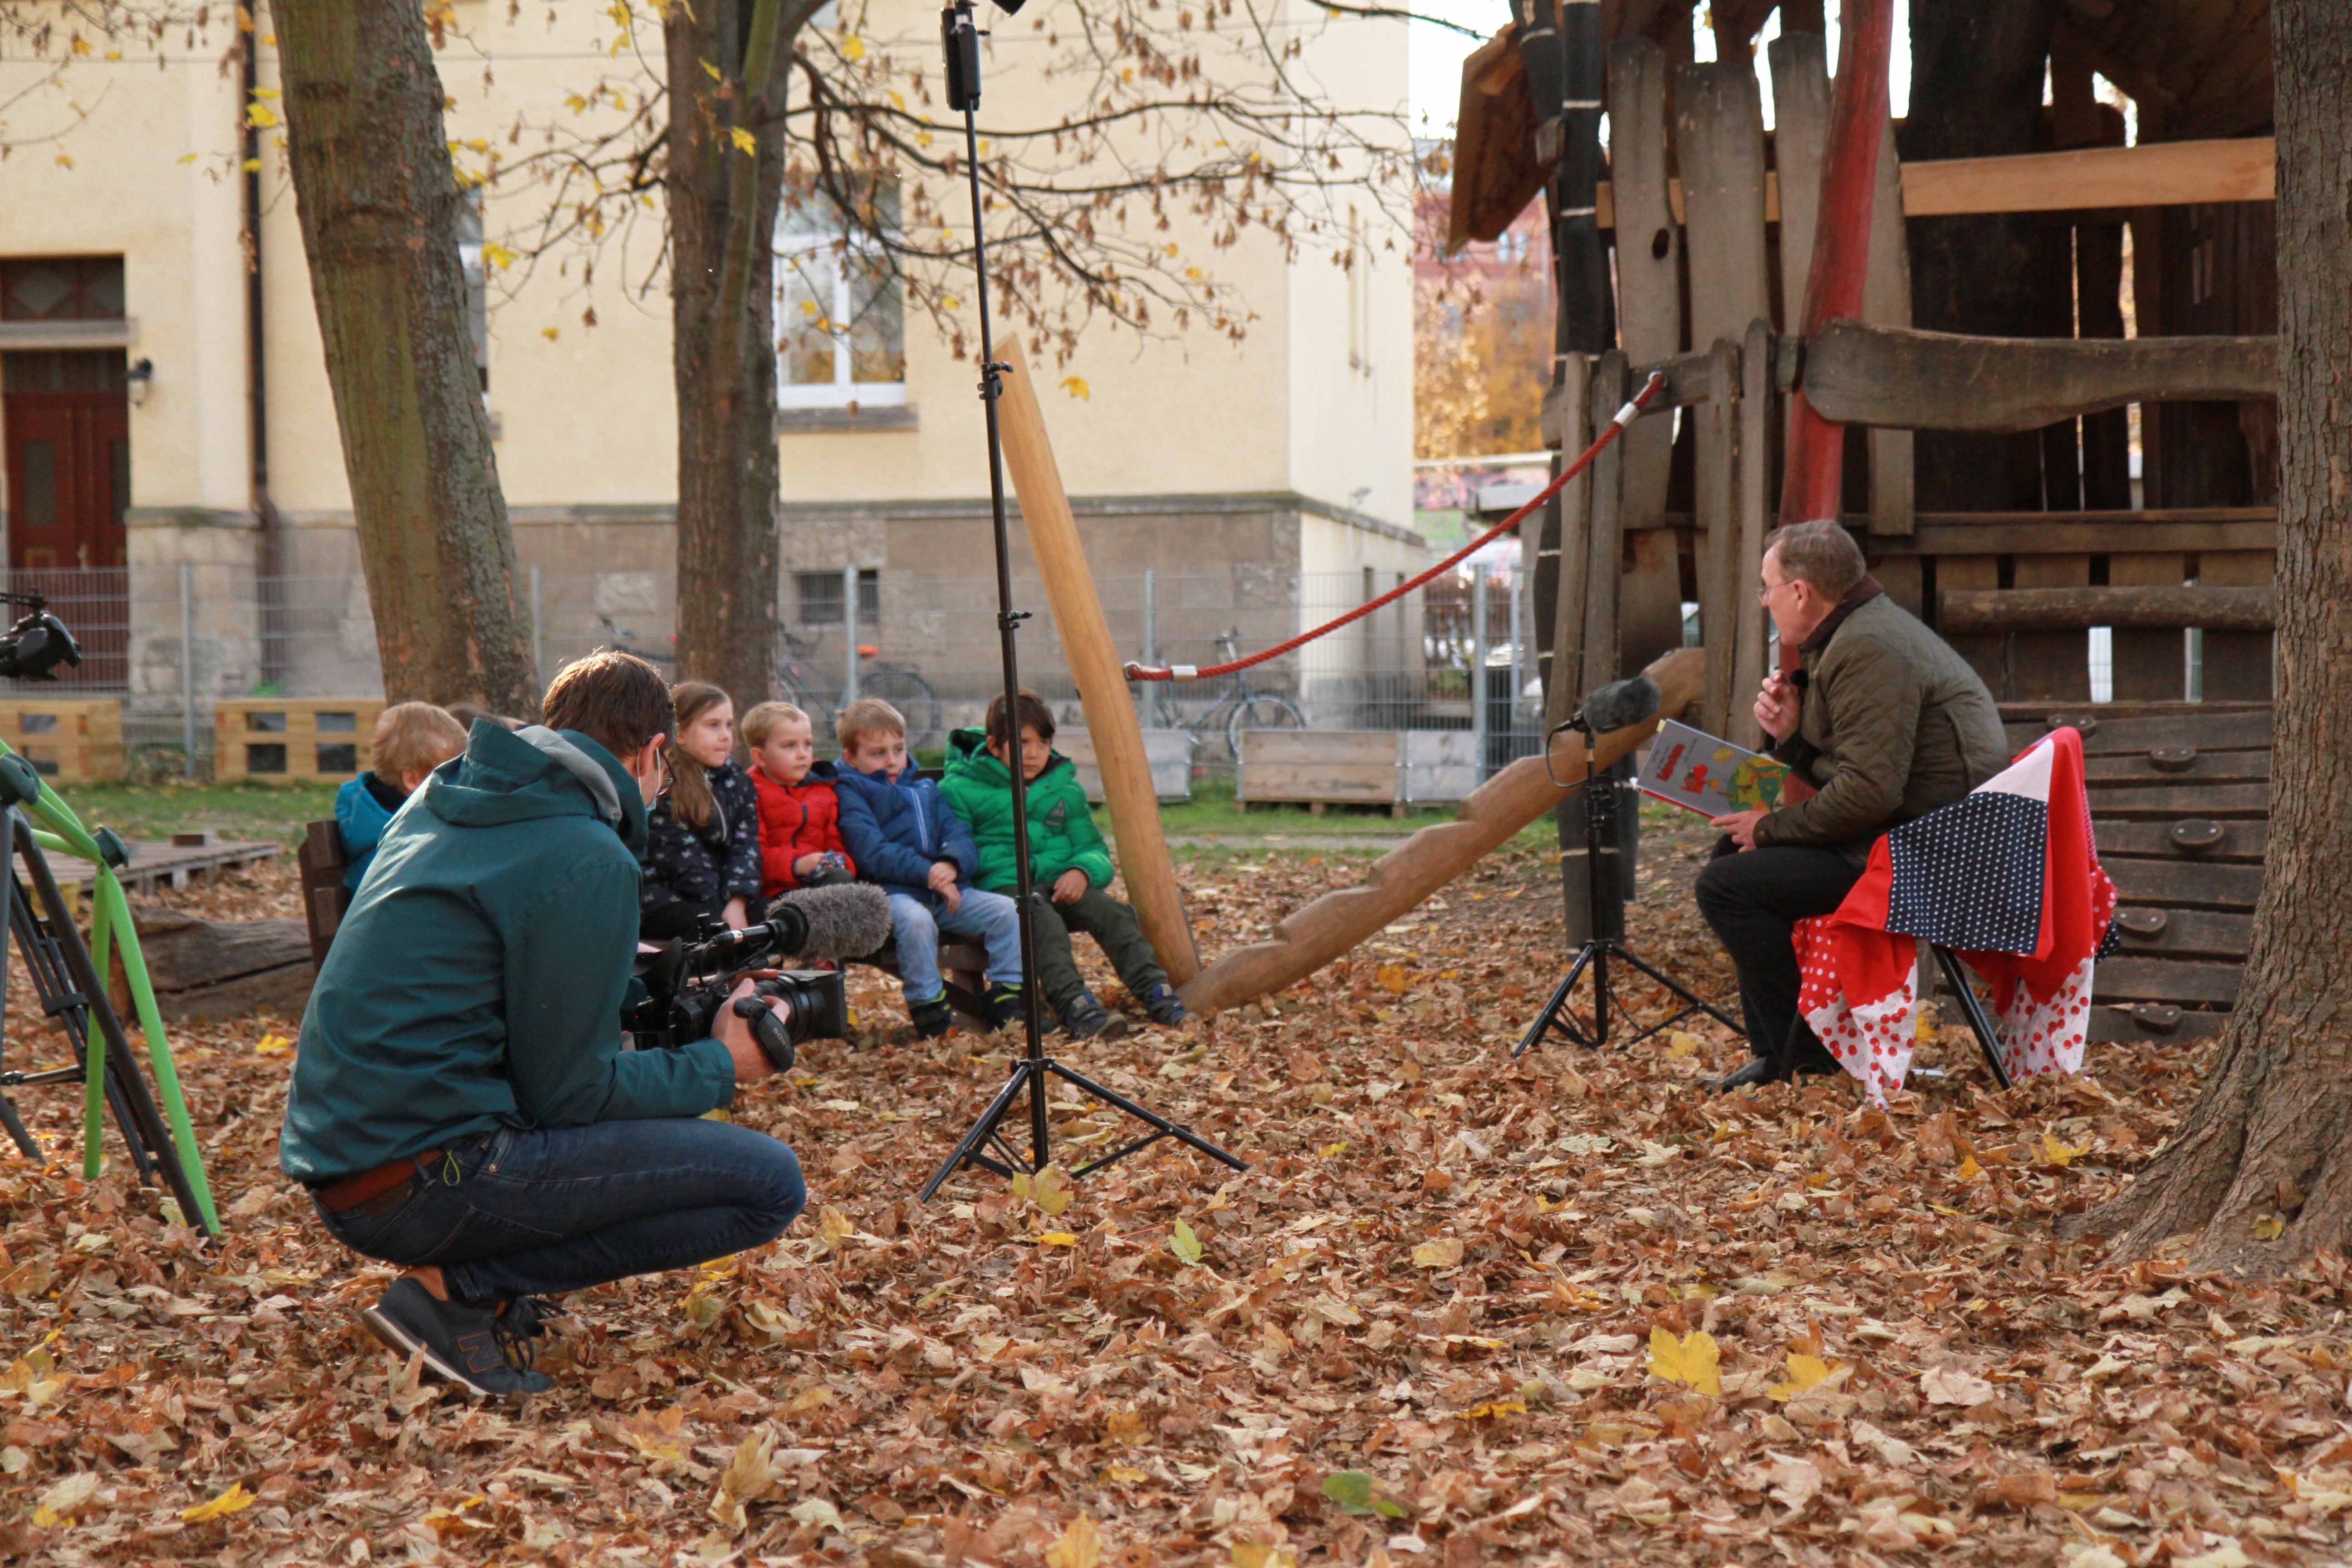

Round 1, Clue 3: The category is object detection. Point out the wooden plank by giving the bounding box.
[1730,317,1772,747]
[2089,781,2269,817]
[1580,352,1631,695]
[1591,136,2278,229]
[1675,59,1772,354]
[2090,1006,2226,1045]
[2107,907,2254,958]
[2004,704,2274,753]
[2199,547,2276,702]
[1877,520,2274,557]
[2104,858,2265,909]
[1801,322,2275,434]
[1694,338,1740,737]
[1541,361,1594,731]
[1240,767,1402,804]
[1620,521,1685,674]
[2091,957,2244,1005]
[1936,554,2005,697]
[1872,554,1924,617]
[1239,731,1403,766]
[1863,111,1916,535]
[2094,818,2268,861]
[996,339,1200,983]
[2009,555,2091,702]
[2083,750,2271,785]
[2108,553,2190,701]
[1607,39,1681,536]
[1940,584,2271,633]
[1767,32,1831,336]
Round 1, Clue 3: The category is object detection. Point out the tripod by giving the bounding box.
[1514,728,1739,1058]
[0,753,218,1235]
[921,0,1242,1199]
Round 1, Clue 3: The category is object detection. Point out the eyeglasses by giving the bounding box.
[1758,577,1793,606]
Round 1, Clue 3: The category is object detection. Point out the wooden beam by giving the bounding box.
[1594,136,2278,228]
[995,340,1200,985]
[1882,519,2277,557]
[1801,321,2275,433]
[1938,585,2274,633]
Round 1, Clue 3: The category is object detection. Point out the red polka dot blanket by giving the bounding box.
[1792,727,2119,1104]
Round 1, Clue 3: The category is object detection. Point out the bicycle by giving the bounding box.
[778,626,943,753]
[1163,628,1307,760]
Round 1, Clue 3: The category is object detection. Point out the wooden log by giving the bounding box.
[1863,111,1916,535]
[1676,59,1772,355]
[1176,647,1705,1018]
[1607,39,1681,535]
[1938,584,2273,634]
[1591,136,2280,230]
[107,903,316,1024]
[1731,317,1772,746]
[1694,338,1740,737]
[1801,321,2276,433]
[995,340,1200,984]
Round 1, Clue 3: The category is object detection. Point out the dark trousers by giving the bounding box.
[315,1118,806,1303]
[1028,886,1167,1010]
[1692,840,1861,1070]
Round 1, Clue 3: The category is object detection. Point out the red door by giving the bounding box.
[3,387,128,570]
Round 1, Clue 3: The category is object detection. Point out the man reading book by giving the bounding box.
[1695,519,2009,1091]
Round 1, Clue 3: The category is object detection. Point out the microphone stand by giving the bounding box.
[921,0,1243,1199]
[1513,714,1740,1057]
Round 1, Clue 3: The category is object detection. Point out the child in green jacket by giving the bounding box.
[940,691,1189,1039]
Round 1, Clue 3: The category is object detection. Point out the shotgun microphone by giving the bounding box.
[1564,675,1662,737]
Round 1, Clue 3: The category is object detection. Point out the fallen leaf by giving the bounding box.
[1766,1353,1841,1401]
[1647,1328,1722,1396]
[1321,1470,1410,1519]
[181,1481,257,1523]
[1045,1516,1104,1568]
[1169,1220,1205,1265]
[1411,1236,1464,1269]
[1921,1366,1998,1406]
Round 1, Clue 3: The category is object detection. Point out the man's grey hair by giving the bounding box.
[1766,519,1867,600]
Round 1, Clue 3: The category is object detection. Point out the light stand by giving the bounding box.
[921,0,1243,1199]
[1513,715,1739,1058]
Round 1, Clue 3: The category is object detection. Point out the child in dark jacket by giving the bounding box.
[741,701,855,897]
[640,682,763,941]
[831,697,1024,1038]
[335,703,470,889]
[941,690,1188,1038]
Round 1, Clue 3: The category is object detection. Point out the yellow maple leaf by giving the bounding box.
[1044,1515,1102,1568]
[1767,1353,1839,1401]
[1666,1030,1702,1059]
[1374,962,1411,995]
[182,1481,256,1523]
[1411,1236,1464,1269]
[1101,1460,1147,1483]
[1956,1154,1984,1181]
[729,126,757,156]
[1033,1163,1073,1215]
[244,102,280,129]
[1059,375,1090,400]
[840,34,867,62]
[1648,1327,1722,1396]
[480,240,516,271]
[2254,1214,2286,1241]
[2041,1132,2091,1167]
[1035,1231,1078,1246]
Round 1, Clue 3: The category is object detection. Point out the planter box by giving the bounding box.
[1058,728,1195,803]
[0,697,123,782]
[1237,729,1405,816]
[214,699,384,784]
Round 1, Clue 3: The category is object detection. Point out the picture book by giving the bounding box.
[1637,719,1813,817]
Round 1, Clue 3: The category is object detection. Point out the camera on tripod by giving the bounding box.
[625,905,848,1074]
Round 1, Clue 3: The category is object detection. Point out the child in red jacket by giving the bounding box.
[743,701,856,897]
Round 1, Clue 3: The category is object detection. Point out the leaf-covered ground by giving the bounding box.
[2,835,2349,1567]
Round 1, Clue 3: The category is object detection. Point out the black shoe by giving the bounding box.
[1141,983,1190,1028]
[1058,993,1129,1040]
[360,1278,554,1401]
[984,983,1027,1031]
[910,998,955,1038]
[1711,1057,1785,1093]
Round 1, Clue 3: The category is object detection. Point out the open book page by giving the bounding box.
[1637,719,1814,816]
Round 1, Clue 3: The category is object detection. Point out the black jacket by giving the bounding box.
[642,760,763,918]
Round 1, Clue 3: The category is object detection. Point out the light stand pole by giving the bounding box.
[921,0,1242,1199]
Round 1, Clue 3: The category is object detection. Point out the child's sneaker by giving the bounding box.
[1057,992,1130,1041]
[910,997,955,1038]
[1141,983,1190,1027]
[984,983,1027,1032]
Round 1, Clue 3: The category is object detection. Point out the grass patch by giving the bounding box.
[46,779,340,849]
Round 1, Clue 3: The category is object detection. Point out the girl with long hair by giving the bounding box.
[639,681,764,940]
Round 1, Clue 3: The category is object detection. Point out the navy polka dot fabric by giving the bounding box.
[1883,790,2049,956]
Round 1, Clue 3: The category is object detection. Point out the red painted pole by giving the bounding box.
[1777,0,1896,549]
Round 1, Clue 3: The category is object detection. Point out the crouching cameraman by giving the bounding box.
[279,651,806,1403]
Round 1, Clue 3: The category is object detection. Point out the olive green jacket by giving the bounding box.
[1752,585,2010,863]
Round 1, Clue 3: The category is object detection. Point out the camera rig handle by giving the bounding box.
[731,991,798,1074]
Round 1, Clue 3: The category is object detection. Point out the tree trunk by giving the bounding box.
[2069,0,2352,1272]
[666,0,799,709]
[273,0,539,717]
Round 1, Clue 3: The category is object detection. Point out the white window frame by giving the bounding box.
[775,195,906,410]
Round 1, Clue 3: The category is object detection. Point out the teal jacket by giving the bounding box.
[279,723,736,1184]
[939,727,1117,895]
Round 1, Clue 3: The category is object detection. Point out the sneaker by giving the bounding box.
[1057,992,1130,1041]
[910,997,955,1039]
[984,983,1028,1032]
[1141,983,1190,1028]
[360,1278,554,1401]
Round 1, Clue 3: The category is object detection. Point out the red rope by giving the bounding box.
[1124,371,1669,683]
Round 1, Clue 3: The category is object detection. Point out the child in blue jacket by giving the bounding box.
[831,698,1024,1037]
[335,703,470,888]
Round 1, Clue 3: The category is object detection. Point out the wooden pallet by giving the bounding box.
[1994,703,2271,1046]
[214,699,384,785]
[0,697,124,782]
[1236,730,1407,817]
[44,834,282,897]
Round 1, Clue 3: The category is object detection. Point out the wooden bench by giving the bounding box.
[217,699,385,785]
[1237,729,1407,817]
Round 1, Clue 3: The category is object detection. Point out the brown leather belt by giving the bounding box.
[311,1149,443,1215]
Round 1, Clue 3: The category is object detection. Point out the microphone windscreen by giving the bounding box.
[1578,675,1662,734]
[773,882,893,963]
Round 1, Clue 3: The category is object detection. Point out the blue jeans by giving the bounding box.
[888,887,1023,1002]
[313,1118,806,1303]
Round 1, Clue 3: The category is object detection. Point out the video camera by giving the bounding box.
[626,904,847,1074]
[0,592,80,682]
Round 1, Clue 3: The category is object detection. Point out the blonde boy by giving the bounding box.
[335,703,469,888]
